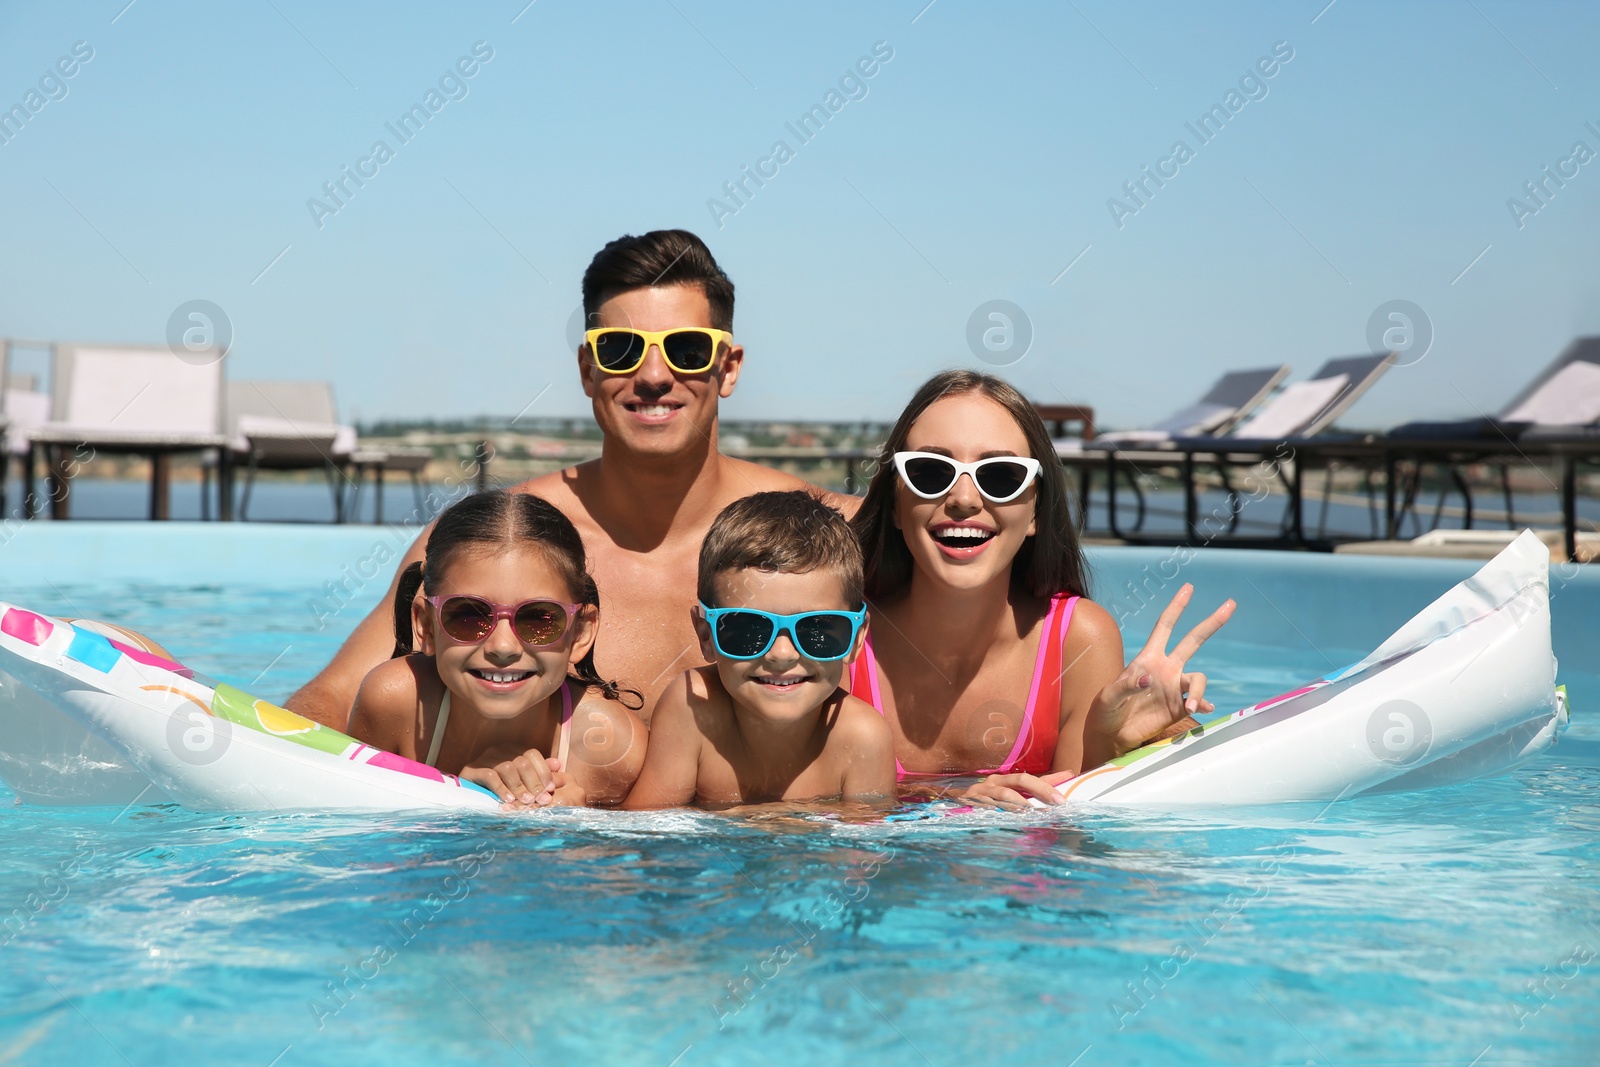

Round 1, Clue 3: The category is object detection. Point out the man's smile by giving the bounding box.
[623,398,683,423]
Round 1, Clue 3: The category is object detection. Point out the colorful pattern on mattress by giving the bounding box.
[0,605,496,800]
[1106,672,1346,769]
[2,607,194,677]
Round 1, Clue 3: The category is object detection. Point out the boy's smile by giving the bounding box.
[698,568,863,725]
[750,669,814,691]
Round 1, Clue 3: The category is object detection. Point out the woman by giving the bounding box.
[849,370,1235,807]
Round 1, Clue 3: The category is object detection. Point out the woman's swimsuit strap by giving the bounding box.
[850,637,906,778]
[1000,592,1077,776]
[851,594,1080,779]
[424,681,575,770]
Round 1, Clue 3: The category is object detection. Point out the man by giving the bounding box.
[287,230,854,728]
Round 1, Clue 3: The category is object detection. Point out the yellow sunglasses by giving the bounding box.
[584,327,733,376]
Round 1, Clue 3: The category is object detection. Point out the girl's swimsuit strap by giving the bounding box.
[424,682,574,770]
[556,682,573,767]
[425,688,452,769]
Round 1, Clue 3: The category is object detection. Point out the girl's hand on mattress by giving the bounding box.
[1089,584,1234,759]
[961,772,1067,810]
[461,746,566,808]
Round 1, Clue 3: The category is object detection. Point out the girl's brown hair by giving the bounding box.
[391,491,642,710]
[851,369,1090,601]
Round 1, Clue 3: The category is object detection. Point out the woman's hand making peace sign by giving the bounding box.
[961,583,1235,810]
[1084,583,1235,767]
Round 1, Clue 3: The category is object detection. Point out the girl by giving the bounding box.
[348,490,647,808]
[849,370,1236,807]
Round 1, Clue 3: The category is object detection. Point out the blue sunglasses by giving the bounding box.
[697,602,866,661]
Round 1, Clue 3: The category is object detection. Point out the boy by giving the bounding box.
[623,491,895,809]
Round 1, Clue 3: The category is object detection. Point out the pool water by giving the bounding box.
[2,526,1598,1066]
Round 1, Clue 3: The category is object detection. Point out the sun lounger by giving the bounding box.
[1173,354,1395,449]
[223,380,357,522]
[1386,337,1600,442]
[1091,355,1393,542]
[1057,365,1289,453]
[1371,337,1600,560]
[344,447,433,524]
[1053,364,1288,532]
[24,343,228,520]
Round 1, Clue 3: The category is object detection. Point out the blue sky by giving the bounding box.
[2,0,1598,428]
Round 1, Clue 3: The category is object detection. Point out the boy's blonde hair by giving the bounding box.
[697,491,863,608]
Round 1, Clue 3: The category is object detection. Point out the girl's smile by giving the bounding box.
[466,666,540,690]
[416,548,594,721]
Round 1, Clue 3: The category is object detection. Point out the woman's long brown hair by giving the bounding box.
[851,369,1091,602]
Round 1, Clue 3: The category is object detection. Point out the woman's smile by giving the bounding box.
[928,521,998,558]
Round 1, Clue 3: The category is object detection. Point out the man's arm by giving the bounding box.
[818,488,861,520]
[286,527,429,729]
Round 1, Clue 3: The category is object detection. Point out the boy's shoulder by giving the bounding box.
[817,692,896,793]
[826,691,894,751]
[652,666,731,734]
[680,664,723,704]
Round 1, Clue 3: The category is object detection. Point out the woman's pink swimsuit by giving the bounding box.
[848,594,1080,779]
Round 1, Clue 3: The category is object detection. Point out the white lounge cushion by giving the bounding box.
[230,417,357,459]
[3,390,50,454]
[1230,375,1349,440]
[1503,360,1600,426]
[1147,400,1235,436]
[1100,429,1184,443]
[57,347,221,436]
[1056,401,1238,453]
[235,414,340,452]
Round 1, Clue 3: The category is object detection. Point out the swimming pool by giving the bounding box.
[2,525,1597,1065]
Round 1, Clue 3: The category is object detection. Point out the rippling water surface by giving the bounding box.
[2,576,1597,1066]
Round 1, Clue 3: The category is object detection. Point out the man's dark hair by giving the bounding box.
[581,230,735,331]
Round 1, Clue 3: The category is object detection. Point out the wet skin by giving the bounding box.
[286,283,854,729]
